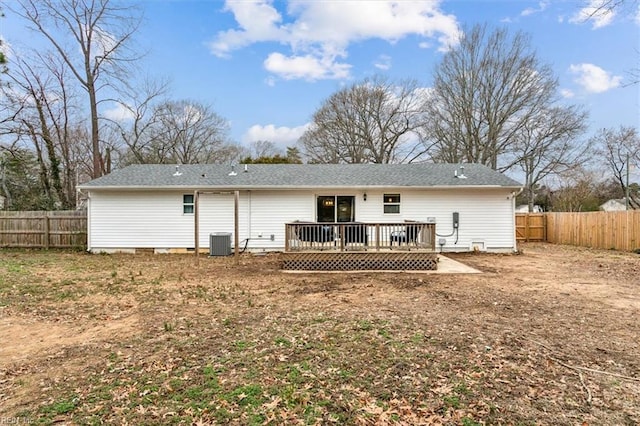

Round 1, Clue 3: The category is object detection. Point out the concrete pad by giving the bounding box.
[434,255,482,274]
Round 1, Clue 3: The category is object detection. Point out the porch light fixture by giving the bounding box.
[363,193,367,201]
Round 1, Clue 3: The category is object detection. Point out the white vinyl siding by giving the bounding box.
[87,187,516,252]
[88,190,315,251]
[89,191,195,249]
[355,188,515,251]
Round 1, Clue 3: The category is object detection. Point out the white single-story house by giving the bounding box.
[77,163,523,254]
[600,198,627,212]
[515,204,543,213]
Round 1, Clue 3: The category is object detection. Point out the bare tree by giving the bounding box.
[0,7,6,74]
[300,76,426,164]
[512,106,589,212]
[249,140,280,158]
[12,0,142,178]
[582,0,639,19]
[102,76,169,165]
[549,170,598,211]
[593,126,640,208]
[0,148,52,210]
[422,24,559,171]
[117,100,234,165]
[0,49,83,208]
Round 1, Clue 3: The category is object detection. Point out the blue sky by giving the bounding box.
[3,0,640,152]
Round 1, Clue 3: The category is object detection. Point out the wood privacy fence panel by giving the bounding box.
[546,211,640,252]
[515,213,546,242]
[0,211,87,249]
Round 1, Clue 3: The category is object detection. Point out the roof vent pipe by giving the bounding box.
[244,164,248,173]
[173,165,182,176]
[228,165,237,176]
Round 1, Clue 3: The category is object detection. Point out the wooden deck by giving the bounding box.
[282,222,437,271]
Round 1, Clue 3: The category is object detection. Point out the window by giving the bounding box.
[383,194,400,214]
[183,194,194,214]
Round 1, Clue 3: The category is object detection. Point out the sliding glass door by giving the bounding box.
[316,196,355,222]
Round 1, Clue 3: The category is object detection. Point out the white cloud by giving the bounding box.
[102,103,135,121]
[521,1,549,17]
[264,52,351,81]
[209,0,288,58]
[569,0,615,28]
[209,0,460,80]
[242,123,311,145]
[569,63,622,93]
[374,54,392,71]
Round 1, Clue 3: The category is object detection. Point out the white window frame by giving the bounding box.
[383,194,401,214]
[183,194,194,215]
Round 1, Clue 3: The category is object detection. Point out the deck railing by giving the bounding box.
[284,221,436,252]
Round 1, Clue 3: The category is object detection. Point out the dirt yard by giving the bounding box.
[0,243,638,425]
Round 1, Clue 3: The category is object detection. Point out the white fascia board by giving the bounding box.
[78,184,522,191]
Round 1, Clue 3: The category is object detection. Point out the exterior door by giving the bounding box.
[336,196,354,222]
[316,196,355,222]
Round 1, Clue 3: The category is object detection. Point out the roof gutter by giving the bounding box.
[77,184,523,191]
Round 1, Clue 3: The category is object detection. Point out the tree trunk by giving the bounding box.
[87,75,102,179]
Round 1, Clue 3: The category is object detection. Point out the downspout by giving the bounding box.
[194,190,200,266]
[512,187,524,251]
[80,189,91,252]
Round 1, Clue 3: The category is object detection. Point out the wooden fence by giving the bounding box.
[0,211,87,249]
[517,211,640,252]
[515,213,546,242]
[545,211,640,252]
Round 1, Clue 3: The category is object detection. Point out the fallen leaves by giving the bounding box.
[0,245,639,424]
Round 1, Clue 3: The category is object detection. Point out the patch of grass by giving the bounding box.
[443,394,460,409]
[454,381,471,396]
[274,336,292,347]
[54,289,78,301]
[356,319,373,331]
[234,340,252,351]
[411,332,425,343]
[39,395,79,417]
[377,327,392,339]
[286,365,303,384]
[226,383,264,407]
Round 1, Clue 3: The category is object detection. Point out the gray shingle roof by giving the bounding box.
[78,163,522,189]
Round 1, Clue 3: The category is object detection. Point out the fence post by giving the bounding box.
[44,214,50,250]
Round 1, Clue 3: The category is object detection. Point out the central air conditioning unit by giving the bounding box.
[209,232,232,256]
